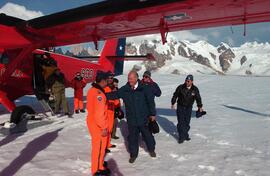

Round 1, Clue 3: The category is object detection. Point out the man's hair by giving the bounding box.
[95,70,108,83]
[128,70,139,78]
[96,77,103,83]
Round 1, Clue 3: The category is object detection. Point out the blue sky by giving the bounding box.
[0,0,103,15]
[0,0,270,47]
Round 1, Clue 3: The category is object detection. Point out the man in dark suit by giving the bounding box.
[107,71,156,163]
[171,74,203,143]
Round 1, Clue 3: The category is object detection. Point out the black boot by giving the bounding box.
[80,109,85,113]
[149,151,156,157]
[111,136,119,139]
[94,168,111,176]
[75,110,79,114]
[185,137,191,141]
[129,157,137,163]
[103,161,108,168]
[109,144,116,148]
[65,112,73,118]
[178,138,184,144]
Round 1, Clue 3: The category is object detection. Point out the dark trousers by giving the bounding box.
[111,118,117,137]
[127,124,156,158]
[176,105,192,140]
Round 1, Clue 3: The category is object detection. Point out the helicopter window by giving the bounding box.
[0,52,9,64]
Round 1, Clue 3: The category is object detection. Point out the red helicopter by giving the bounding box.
[0,0,269,129]
[0,37,153,129]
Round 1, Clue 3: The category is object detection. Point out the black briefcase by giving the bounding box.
[114,108,124,120]
[148,120,160,134]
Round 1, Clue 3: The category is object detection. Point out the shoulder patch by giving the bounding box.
[97,95,103,101]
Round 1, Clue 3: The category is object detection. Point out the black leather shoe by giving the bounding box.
[75,110,79,114]
[185,137,191,141]
[105,149,111,153]
[94,168,111,176]
[178,139,184,144]
[109,144,116,148]
[111,136,119,139]
[129,157,137,163]
[65,113,73,118]
[149,151,156,157]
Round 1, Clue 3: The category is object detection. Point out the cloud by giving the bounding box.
[0,2,43,20]
[127,30,207,43]
[209,31,220,38]
[169,30,208,41]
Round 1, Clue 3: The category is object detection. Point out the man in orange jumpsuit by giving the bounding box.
[86,71,110,176]
[104,73,117,152]
[71,72,86,114]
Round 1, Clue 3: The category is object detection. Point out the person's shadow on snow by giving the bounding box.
[119,120,129,153]
[0,132,24,147]
[157,108,197,118]
[119,119,152,154]
[156,115,179,141]
[0,128,63,176]
[156,108,176,116]
[156,108,198,142]
[223,104,270,117]
[108,158,124,176]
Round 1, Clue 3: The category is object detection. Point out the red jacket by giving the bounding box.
[71,78,86,99]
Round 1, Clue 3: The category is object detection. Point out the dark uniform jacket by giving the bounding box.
[141,81,161,97]
[171,83,202,108]
[107,81,156,126]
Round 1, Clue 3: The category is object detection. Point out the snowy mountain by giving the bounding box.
[55,38,270,76]
[124,37,270,76]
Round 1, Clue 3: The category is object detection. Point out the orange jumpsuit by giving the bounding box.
[71,78,86,110]
[104,86,116,148]
[86,84,108,175]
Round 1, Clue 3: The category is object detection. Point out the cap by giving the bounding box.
[143,70,151,77]
[107,71,114,77]
[113,78,119,83]
[185,74,193,81]
[95,70,109,82]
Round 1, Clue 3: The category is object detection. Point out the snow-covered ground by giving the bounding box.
[0,74,270,176]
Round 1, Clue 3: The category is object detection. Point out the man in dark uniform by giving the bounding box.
[141,70,161,98]
[171,75,203,144]
[107,71,156,163]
